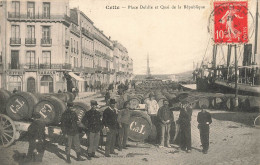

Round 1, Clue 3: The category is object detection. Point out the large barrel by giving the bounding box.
[128,110,152,142]
[198,97,210,109]
[72,102,90,122]
[155,94,167,108]
[0,89,12,114]
[129,95,143,109]
[247,96,260,111]
[34,95,66,124]
[211,97,225,109]
[6,92,38,120]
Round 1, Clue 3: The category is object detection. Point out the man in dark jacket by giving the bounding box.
[81,100,102,158]
[26,113,46,162]
[102,99,119,157]
[177,100,193,153]
[60,102,85,163]
[197,105,212,154]
[157,100,174,148]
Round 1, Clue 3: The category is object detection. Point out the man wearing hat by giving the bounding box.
[177,100,193,153]
[102,99,119,157]
[26,113,46,162]
[197,105,212,154]
[81,100,102,158]
[145,93,160,143]
[61,102,85,163]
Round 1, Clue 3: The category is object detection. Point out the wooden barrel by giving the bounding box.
[6,92,38,120]
[64,92,75,102]
[128,110,152,142]
[247,96,260,111]
[72,102,90,122]
[147,124,157,141]
[34,95,66,124]
[198,97,210,109]
[129,95,143,109]
[0,89,12,114]
[211,97,225,109]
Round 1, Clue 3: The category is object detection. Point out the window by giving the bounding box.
[12,1,20,17]
[42,26,50,39]
[74,57,76,67]
[11,25,20,39]
[76,41,78,54]
[9,76,22,91]
[27,25,35,38]
[43,2,50,19]
[27,2,35,19]
[42,51,51,64]
[11,50,19,69]
[71,38,73,52]
[26,51,35,68]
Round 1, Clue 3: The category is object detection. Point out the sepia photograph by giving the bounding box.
[0,0,259,164]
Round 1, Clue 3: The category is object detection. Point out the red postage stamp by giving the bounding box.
[214,1,248,44]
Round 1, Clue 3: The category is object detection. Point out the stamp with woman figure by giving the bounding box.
[213,1,248,44]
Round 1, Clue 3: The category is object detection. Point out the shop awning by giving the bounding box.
[68,72,84,81]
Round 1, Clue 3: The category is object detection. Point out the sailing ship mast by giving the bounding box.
[254,0,259,64]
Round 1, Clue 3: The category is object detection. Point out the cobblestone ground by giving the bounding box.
[0,93,259,165]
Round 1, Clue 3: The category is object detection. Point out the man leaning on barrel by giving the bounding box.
[102,99,119,157]
[60,102,85,163]
[145,93,160,144]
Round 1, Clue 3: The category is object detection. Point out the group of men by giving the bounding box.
[145,93,212,154]
[25,92,212,163]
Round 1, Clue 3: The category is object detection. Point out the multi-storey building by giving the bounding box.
[93,27,114,86]
[1,0,71,93]
[0,1,133,93]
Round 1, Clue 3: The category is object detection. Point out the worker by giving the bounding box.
[145,93,160,144]
[102,99,119,157]
[26,113,46,162]
[157,100,174,148]
[177,100,193,153]
[197,105,212,154]
[117,101,131,150]
[60,102,85,163]
[81,100,102,159]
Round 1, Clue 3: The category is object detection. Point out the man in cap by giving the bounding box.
[26,113,46,162]
[81,100,102,159]
[60,102,85,163]
[145,93,160,143]
[102,99,119,157]
[157,100,174,148]
[177,100,193,153]
[117,101,131,150]
[197,105,212,154]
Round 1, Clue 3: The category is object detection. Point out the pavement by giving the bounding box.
[0,92,259,165]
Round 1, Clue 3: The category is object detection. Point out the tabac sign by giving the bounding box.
[38,70,56,75]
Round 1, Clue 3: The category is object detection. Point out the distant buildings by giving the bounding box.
[0,0,133,93]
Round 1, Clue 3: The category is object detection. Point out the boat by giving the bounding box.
[194,0,260,96]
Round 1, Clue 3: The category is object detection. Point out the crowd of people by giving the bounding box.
[24,89,212,163]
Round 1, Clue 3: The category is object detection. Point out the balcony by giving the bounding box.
[8,63,21,69]
[70,25,80,37]
[82,27,94,40]
[10,38,21,46]
[41,38,52,47]
[25,38,36,46]
[65,40,69,48]
[84,67,95,74]
[8,12,71,25]
[24,64,37,69]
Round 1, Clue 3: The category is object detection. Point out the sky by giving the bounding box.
[69,0,259,75]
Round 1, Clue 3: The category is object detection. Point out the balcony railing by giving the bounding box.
[41,38,52,46]
[8,12,71,23]
[10,38,21,46]
[70,25,80,36]
[82,27,94,40]
[25,38,36,45]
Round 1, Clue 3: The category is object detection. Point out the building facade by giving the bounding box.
[0,0,133,93]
